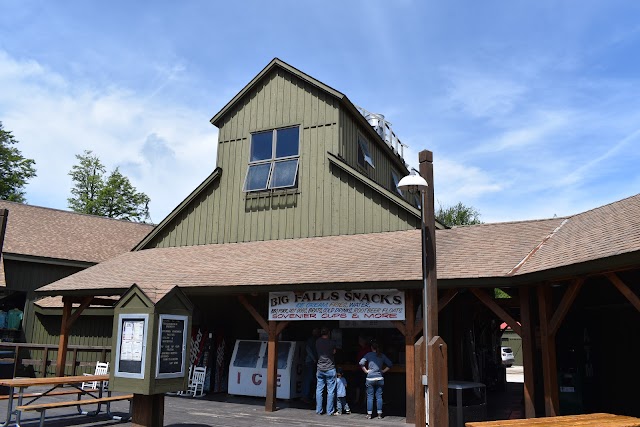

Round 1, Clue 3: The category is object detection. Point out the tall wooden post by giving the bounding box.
[419,150,447,426]
[132,394,165,427]
[538,284,559,416]
[265,321,279,412]
[56,298,73,376]
[519,286,536,418]
[405,291,416,424]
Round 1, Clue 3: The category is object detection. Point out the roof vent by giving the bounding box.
[356,106,407,162]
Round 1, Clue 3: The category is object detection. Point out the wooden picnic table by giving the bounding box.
[465,412,640,427]
[0,374,125,427]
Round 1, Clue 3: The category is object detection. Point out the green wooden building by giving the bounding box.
[35,59,640,421]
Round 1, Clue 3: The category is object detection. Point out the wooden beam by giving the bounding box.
[265,321,278,412]
[469,288,522,337]
[438,289,458,312]
[519,286,536,418]
[65,297,117,307]
[238,295,268,331]
[538,284,559,416]
[67,296,94,326]
[549,278,584,336]
[607,273,640,313]
[55,299,72,377]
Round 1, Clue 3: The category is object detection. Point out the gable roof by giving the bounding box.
[0,200,154,264]
[210,58,409,173]
[134,168,222,251]
[37,193,640,299]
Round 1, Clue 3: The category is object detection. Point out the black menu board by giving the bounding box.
[157,316,186,376]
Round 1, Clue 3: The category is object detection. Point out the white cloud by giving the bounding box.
[0,50,217,223]
[442,68,527,119]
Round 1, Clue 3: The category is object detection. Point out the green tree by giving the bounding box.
[68,150,150,222]
[0,122,37,203]
[436,201,482,227]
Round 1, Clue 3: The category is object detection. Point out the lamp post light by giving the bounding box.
[399,151,446,427]
[397,170,431,414]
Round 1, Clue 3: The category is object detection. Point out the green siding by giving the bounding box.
[339,108,412,201]
[144,67,420,249]
[4,259,83,293]
[27,313,113,376]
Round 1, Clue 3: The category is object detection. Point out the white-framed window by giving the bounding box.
[244,126,300,192]
[357,135,375,169]
[392,170,403,196]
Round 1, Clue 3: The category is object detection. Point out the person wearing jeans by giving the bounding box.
[315,327,336,415]
[359,340,392,419]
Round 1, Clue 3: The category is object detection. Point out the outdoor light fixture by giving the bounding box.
[397,169,428,194]
[398,169,431,423]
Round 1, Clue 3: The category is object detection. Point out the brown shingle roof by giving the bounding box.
[37,194,640,299]
[516,194,640,274]
[0,201,154,264]
[436,218,566,279]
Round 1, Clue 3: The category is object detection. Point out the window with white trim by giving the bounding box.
[244,126,300,192]
[357,135,375,169]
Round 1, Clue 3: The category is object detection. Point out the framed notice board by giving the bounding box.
[155,314,188,379]
[114,313,149,379]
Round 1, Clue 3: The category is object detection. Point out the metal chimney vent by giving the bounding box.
[356,105,408,162]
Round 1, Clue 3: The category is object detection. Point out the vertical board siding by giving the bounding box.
[4,261,83,293]
[29,313,113,376]
[146,68,419,250]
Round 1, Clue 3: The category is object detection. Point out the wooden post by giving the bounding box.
[55,299,72,377]
[41,347,49,378]
[419,150,439,345]
[132,393,165,427]
[414,336,425,427]
[519,286,536,418]
[427,337,448,427]
[55,296,94,377]
[265,321,278,412]
[405,291,416,424]
[12,345,19,378]
[419,149,444,427]
[71,348,78,376]
[538,284,559,416]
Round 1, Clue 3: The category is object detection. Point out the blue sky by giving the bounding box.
[1,1,639,223]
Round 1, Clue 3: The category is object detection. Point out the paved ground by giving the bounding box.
[506,366,524,383]
[0,389,407,427]
[0,373,526,426]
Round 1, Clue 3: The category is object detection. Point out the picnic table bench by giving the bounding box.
[17,394,133,427]
[465,413,640,427]
[0,374,132,427]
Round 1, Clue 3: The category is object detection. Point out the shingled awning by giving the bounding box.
[36,193,640,302]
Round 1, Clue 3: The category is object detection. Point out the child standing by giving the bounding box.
[333,368,351,415]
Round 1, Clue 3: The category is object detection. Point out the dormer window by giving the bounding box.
[391,170,403,196]
[357,135,375,169]
[244,126,300,192]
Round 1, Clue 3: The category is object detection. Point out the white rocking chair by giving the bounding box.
[188,367,206,398]
[82,361,109,391]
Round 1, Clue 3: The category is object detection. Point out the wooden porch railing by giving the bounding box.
[0,342,111,378]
